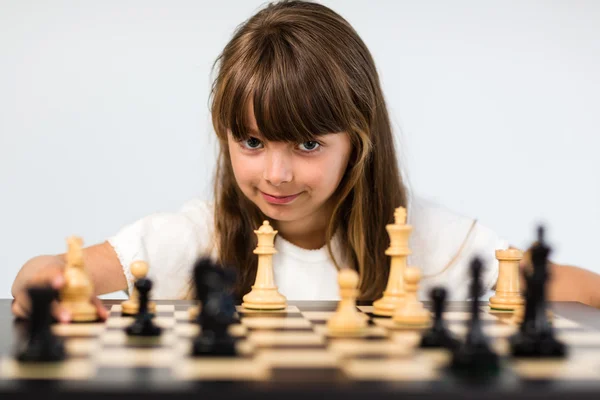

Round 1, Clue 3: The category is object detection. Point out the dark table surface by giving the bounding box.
[1,299,600,400]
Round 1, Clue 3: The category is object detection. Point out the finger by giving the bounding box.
[30,266,65,289]
[52,301,71,323]
[11,299,30,320]
[92,297,109,321]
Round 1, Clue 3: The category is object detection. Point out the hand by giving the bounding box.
[11,263,108,323]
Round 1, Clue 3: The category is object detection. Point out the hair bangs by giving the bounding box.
[218,31,352,144]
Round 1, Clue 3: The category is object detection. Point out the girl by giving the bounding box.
[11,0,600,322]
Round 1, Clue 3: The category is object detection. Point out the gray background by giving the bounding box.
[1,0,598,299]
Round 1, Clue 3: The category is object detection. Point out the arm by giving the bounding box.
[11,241,128,321]
[12,241,128,297]
[530,262,600,309]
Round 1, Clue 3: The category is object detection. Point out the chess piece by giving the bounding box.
[241,221,287,310]
[489,248,525,311]
[327,268,368,337]
[510,304,553,325]
[125,277,162,337]
[450,257,499,374]
[192,257,237,356]
[509,226,566,358]
[373,206,411,317]
[392,267,431,327]
[59,236,98,322]
[121,260,156,316]
[17,285,65,362]
[420,287,459,349]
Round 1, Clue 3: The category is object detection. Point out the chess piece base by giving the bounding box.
[489,294,524,311]
[451,342,499,373]
[17,337,65,362]
[326,316,368,338]
[393,310,431,327]
[420,328,460,350]
[242,287,287,310]
[193,334,236,357]
[61,301,98,322]
[509,331,567,358]
[372,294,404,317]
[121,300,156,316]
[510,306,554,325]
[125,317,162,337]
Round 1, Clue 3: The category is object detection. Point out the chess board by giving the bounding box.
[2,299,600,399]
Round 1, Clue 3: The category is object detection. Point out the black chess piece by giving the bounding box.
[420,287,460,349]
[192,257,237,357]
[509,225,567,358]
[17,285,65,362]
[450,257,499,374]
[125,277,162,337]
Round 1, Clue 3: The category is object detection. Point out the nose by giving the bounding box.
[263,149,293,187]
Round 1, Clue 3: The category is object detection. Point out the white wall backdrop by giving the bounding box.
[1,0,598,299]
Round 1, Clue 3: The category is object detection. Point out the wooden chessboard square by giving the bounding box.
[247,331,325,348]
[100,330,176,347]
[173,323,247,338]
[64,338,99,357]
[155,305,175,313]
[313,324,388,339]
[552,317,582,329]
[173,339,255,358]
[52,322,106,337]
[241,317,313,330]
[301,311,336,322]
[371,317,431,331]
[512,354,600,380]
[444,311,498,321]
[557,331,600,346]
[96,348,174,367]
[0,357,95,380]
[448,323,517,338]
[255,349,339,368]
[175,358,270,381]
[342,357,441,381]
[327,339,413,358]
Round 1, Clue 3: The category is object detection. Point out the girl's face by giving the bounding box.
[228,104,352,226]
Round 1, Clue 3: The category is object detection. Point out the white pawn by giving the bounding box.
[392,267,431,327]
[121,260,156,316]
[326,269,368,337]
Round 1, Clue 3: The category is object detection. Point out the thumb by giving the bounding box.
[92,297,109,321]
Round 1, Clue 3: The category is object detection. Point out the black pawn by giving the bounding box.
[420,287,459,349]
[450,257,499,374]
[17,285,65,362]
[192,258,237,357]
[125,277,161,337]
[510,225,566,358]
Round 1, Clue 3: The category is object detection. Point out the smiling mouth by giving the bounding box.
[260,191,302,204]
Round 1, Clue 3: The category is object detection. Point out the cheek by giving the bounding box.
[300,157,345,194]
[229,150,262,188]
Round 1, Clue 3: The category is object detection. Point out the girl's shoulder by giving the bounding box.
[407,194,508,300]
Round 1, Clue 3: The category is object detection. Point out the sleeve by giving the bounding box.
[106,199,214,299]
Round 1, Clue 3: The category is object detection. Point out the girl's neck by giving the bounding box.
[273,202,333,250]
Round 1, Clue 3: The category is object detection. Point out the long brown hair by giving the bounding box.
[210,0,407,301]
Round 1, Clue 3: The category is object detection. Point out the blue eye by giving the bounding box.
[298,141,320,152]
[241,137,263,149]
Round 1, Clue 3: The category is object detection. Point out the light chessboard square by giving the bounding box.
[0,357,95,380]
